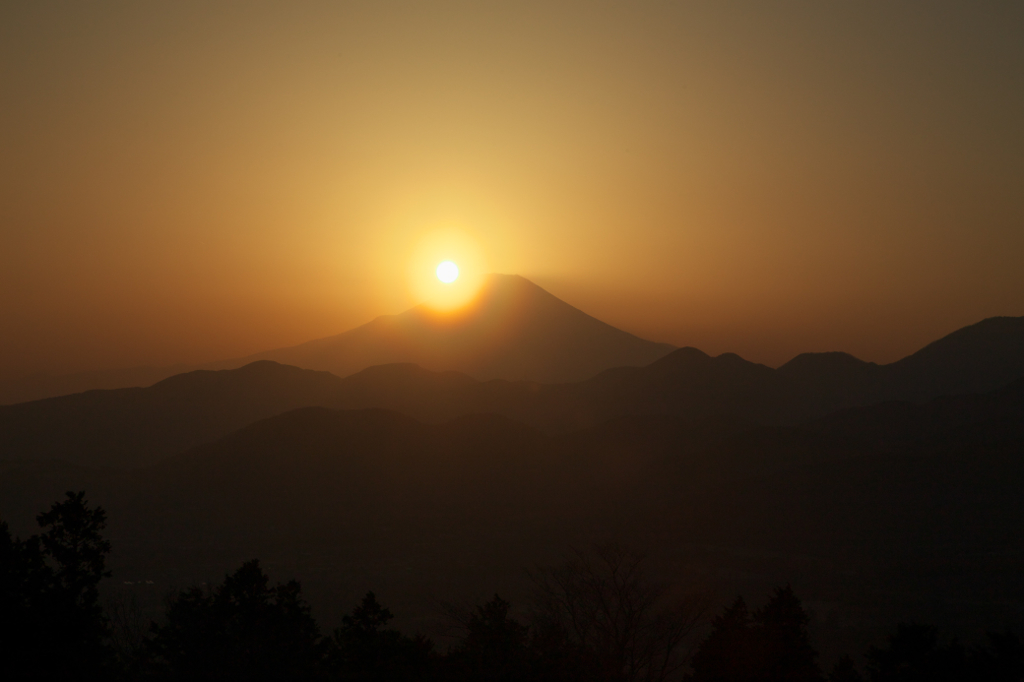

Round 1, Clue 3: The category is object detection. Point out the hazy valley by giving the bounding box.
[2,278,1022,668]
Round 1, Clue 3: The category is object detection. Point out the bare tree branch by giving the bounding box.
[528,544,709,682]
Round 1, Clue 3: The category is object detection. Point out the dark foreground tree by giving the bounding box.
[864,622,967,682]
[443,594,532,682]
[0,491,114,680]
[327,591,434,681]
[833,623,1024,682]
[687,586,823,682]
[146,559,322,682]
[968,629,1024,682]
[686,598,759,682]
[756,586,824,682]
[529,544,707,682]
[828,655,864,682]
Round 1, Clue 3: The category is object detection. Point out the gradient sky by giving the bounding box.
[2,1,1023,379]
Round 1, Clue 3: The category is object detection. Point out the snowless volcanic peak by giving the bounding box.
[235,274,675,384]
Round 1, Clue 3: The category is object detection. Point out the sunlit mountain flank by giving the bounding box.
[223,274,675,384]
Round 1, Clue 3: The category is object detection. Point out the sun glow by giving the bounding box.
[408,228,487,311]
[436,261,459,283]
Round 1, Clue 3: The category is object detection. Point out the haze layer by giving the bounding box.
[2,2,1022,379]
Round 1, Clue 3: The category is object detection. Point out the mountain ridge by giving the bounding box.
[2,313,1022,469]
[0,274,674,404]
[218,274,676,384]
[3,382,1024,653]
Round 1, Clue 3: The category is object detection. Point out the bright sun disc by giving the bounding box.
[436,260,459,283]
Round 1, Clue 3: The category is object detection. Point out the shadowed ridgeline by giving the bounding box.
[2,379,1024,658]
[1,315,1022,469]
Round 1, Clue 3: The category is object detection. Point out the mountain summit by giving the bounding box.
[228,274,675,384]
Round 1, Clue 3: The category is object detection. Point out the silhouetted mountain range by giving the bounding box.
[0,363,343,469]
[2,315,1022,469]
[0,274,673,405]
[1,378,1023,655]
[218,274,675,383]
[5,275,1022,413]
[578,315,1024,423]
[2,279,1022,656]
[0,364,192,407]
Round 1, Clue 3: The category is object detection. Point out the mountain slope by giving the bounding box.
[3,314,1022,470]
[0,275,674,405]
[224,274,675,384]
[2,384,1024,652]
[0,365,188,407]
[886,316,1024,399]
[0,362,344,469]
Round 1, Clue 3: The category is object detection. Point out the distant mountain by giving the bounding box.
[224,274,675,384]
[583,316,1024,424]
[260,315,1024,430]
[2,316,1023,469]
[572,315,1021,423]
[0,362,343,468]
[0,364,188,407]
[0,275,674,405]
[2,382,1023,651]
[5,279,1019,411]
[886,315,1024,399]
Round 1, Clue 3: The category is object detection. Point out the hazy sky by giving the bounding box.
[2,1,1022,378]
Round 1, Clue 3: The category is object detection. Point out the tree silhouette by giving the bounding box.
[529,545,706,682]
[755,586,824,682]
[687,598,758,682]
[107,589,150,673]
[0,517,45,679]
[687,587,823,682]
[968,629,1024,681]
[327,591,433,681]
[10,491,1024,682]
[828,655,864,682]
[147,559,322,681]
[445,594,532,682]
[865,623,967,682]
[38,491,112,605]
[0,491,114,679]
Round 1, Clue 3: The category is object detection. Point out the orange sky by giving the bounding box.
[2,2,1023,379]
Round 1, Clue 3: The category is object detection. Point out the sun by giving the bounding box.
[436,260,459,283]
[407,228,485,310]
